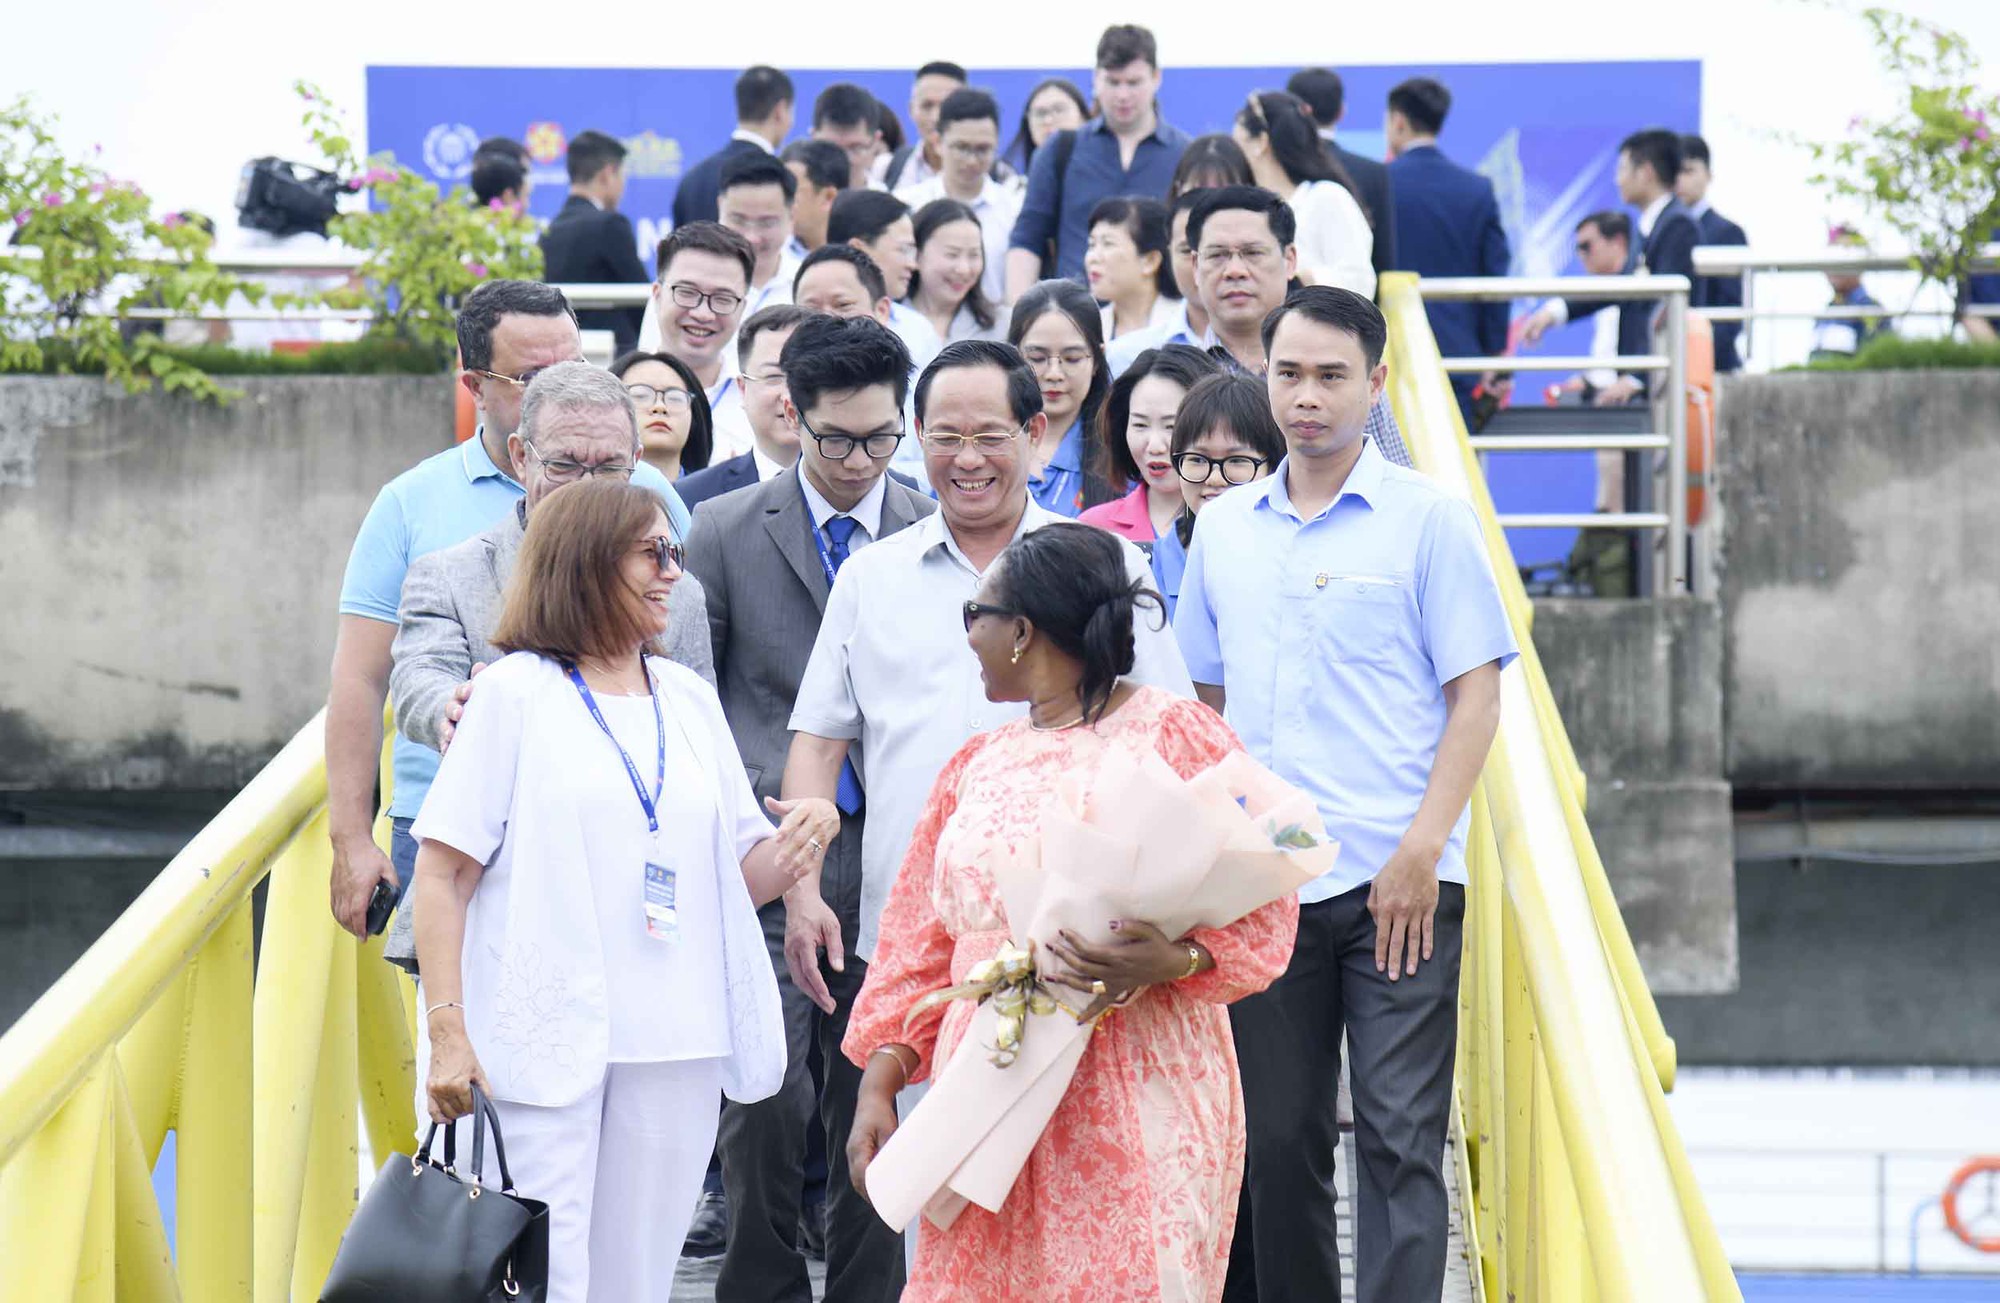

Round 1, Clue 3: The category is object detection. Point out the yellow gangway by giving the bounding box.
[0,276,1737,1300]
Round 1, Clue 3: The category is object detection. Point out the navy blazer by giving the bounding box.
[1695,206,1748,371]
[539,195,649,356]
[675,453,925,515]
[672,137,767,229]
[1387,145,1511,369]
[1330,142,1397,280]
[1563,199,1707,390]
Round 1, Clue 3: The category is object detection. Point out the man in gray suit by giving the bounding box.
[383,363,715,961]
[685,313,933,1303]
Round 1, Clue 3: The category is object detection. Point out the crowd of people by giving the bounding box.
[326,26,1561,1302]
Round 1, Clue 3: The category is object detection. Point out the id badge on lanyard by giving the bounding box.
[643,859,679,942]
[565,662,682,945]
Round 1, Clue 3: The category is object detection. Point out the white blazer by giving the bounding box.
[1290,179,1377,298]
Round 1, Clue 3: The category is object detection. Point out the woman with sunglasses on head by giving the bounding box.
[409,477,832,1302]
[609,350,716,480]
[1007,279,1119,517]
[1152,372,1287,620]
[1234,89,1375,296]
[843,521,1298,1302]
[1078,344,1223,549]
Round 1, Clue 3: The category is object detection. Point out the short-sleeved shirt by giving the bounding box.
[1173,438,1517,900]
[1008,118,1191,282]
[789,499,1196,962]
[1027,419,1089,518]
[411,654,774,1067]
[337,433,690,819]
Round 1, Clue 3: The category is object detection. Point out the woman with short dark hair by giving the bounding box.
[842,521,1298,1302]
[1078,344,1224,547]
[409,478,827,1301]
[1151,371,1287,619]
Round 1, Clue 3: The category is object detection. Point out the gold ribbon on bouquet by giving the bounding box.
[905,941,1064,1068]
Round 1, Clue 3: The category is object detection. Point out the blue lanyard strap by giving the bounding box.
[563,662,666,833]
[799,477,841,589]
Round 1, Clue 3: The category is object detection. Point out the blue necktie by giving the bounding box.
[823,516,865,815]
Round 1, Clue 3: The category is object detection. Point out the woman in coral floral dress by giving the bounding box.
[844,523,1299,1303]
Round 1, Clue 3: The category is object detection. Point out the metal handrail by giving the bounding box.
[1414,272,1693,589]
[1691,243,2000,277]
[1380,272,1737,1300]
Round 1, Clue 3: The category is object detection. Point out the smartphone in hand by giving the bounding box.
[365,879,398,936]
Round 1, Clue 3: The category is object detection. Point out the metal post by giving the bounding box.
[1877,1151,1889,1273]
[1663,287,1690,594]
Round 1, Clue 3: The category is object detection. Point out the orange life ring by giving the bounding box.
[1942,1155,2000,1254]
[1682,313,1715,527]
[453,359,477,445]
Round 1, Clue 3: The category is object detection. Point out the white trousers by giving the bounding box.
[437,1058,722,1302]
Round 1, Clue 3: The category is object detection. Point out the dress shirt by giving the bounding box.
[888,301,944,374]
[897,174,1025,306]
[1009,118,1191,281]
[1027,419,1088,517]
[876,145,941,194]
[1174,438,1517,901]
[1149,519,1189,621]
[1105,300,1202,377]
[749,443,790,485]
[731,128,777,155]
[339,431,688,819]
[1099,294,1183,345]
[1291,179,1376,297]
[789,497,1195,961]
[741,251,800,320]
[797,459,888,548]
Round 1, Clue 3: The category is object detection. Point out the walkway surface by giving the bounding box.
[670,1123,1478,1301]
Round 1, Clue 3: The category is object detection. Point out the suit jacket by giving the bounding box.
[1695,206,1748,371]
[675,451,759,512]
[1331,143,1397,280]
[683,470,936,808]
[673,137,768,229]
[539,195,649,356]
[1388,145,1511,364]
[389,501,716,753]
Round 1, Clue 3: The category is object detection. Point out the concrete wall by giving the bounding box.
[1718,372,2000,790]
[1532,597,1738,994]
[0,376,453,788]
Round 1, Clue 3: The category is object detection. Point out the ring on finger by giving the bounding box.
[1090,979,1107,997]
[807,838,824,853]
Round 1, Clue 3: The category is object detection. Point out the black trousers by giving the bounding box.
[1223,882,1465,1303]
[714,814,905,1303]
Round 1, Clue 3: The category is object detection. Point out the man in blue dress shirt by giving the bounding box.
[1176,287,1515,1303]
[326,280,690,940]
[1003,24,1189,298]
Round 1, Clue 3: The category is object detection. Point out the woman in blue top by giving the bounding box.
[1008,279,1117,518]
[1155,372,1286,619]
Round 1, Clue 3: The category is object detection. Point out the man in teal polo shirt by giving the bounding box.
[326,279,690,938]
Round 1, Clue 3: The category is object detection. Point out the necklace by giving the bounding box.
[1029,713,1087,733]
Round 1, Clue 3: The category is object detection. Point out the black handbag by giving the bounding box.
[321,1086,551,1301]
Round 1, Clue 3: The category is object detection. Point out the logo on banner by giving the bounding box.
[422,123,482,180]
[623,130,684,180]
[526,121,568,164]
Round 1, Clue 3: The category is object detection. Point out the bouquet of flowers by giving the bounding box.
[864,746,1338,1232]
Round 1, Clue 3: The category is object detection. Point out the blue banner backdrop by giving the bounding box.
[367,61,1701,568]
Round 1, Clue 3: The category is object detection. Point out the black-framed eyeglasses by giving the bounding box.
[666,281,744,316]
[1173,451,1268,485]
[524,442,637,484]
[961,600,1018,632]
[799,413,904,461]
[640,535,686,574]
[624,383,694,410]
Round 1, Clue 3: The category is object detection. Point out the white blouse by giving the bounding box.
[1099,293,1183,343]
[411,652,785,1108]
[1290,179,1377,298]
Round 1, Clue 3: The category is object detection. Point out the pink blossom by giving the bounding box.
[41,192,62,208]
[300,88,316,102]
[488,197,506,211]
[1976,126,1993,143]
[89,182,106,197]
[11,211,28,227]
[162,212,184,230]
[92,142,102,155]
[465,261,490,279]
[1848,114,1864,131]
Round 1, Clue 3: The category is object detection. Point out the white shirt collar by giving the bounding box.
[798,461,888,540]
[751,444,789,484]
[914,496,1050,575]
[730,127,777,155]
[1688,197,1712,220]
[1317,126,1339,143]
[1638,192,1673,239]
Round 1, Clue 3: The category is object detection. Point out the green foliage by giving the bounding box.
[1800,8,2000,319]
[1,335,447,377]
[0,96,261,402]
[293,83,543,360]
[1797,333,2000,371]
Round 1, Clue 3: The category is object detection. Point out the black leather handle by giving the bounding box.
[468,1084,516,1193]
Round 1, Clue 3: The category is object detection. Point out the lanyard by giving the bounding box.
[564,662,666,833]
[799,476,852,589]
[708,375,737,411]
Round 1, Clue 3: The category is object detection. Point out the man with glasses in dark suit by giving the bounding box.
[685,314,935,1303]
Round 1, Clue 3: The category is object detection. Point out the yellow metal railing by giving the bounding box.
[0,712,414,1301]
[1381,272,1737,1301]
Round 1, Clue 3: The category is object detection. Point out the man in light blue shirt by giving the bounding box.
[1175,287,1513,1303]
[327,280,689,938]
